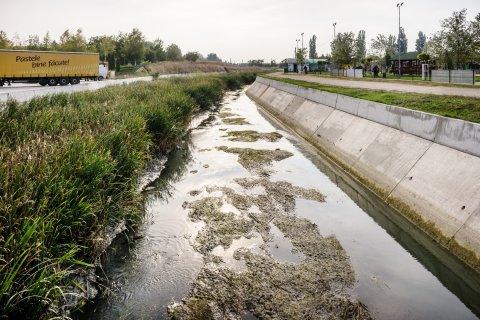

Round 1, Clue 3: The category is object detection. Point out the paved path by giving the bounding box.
[269,72,480,98]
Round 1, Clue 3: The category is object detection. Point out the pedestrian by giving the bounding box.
[304,65,308,74]
[373,65,379,78]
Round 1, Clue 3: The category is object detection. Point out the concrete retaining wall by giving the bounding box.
[247,77,480,270]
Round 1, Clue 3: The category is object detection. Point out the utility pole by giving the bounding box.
[397,2,403,79]
[301,32,304,51]
[333,22,337,39]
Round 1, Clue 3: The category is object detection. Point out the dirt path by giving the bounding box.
[270,72,480,97]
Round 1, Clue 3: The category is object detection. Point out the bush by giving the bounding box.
[0,72,256,318]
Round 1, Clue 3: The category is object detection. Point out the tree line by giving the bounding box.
[305,9,479,70]
[0,28,223,70]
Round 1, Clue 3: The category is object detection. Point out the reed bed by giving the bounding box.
[0,72,256,318]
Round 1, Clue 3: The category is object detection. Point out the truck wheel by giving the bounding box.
[0,80,3,87]
[70,78,80,85]
[59,78,69,86]
[47,78,58,86]
[98,76,104,81]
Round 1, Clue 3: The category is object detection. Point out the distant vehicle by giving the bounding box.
[0,49,108,87]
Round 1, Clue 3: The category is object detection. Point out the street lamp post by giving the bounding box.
[333,22,337,39]
[397,2,403,79]
[301,32,304,51]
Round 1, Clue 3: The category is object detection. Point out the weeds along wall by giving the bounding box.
[0,72,256,318]
[247,77,480,273]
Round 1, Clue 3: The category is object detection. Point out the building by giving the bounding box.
[284,58,309,73]
[392,52,423,75]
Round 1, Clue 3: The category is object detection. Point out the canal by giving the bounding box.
[84,88,480,319]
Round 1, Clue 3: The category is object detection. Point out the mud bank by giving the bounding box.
[246,77,480,273]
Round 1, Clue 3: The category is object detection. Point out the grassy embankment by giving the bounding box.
[265,76,480,123]
[0,72,256,318]
[114,61,261,78]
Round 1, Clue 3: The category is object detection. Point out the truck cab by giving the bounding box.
[98,62,108,81]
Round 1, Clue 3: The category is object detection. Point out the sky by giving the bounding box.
[1,0,479,62]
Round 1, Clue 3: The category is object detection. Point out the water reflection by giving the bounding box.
[264,111,480,318]
[142,137,193,203]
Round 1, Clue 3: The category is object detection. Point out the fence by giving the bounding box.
[330,69,364,78]
[431,70,475,85]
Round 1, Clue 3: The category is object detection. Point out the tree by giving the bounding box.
[41,32,52,50]
[184,51,201,62]
[309,35,317,59]
[355,30,366,62]
[371,34,397,68]
[114,32,127,66]
[88,35,115,61]
[330,32,355,67]
[296,47,307,66]
[207,53,221,61]
[26,35,41,50]
[415,31,426,53]
[417,52,431,62]
[248,59,265,66]
[58,29,87,52]
[145,39,166,62]
[398,27,408,54]
[430,9,475,69]
[469,12,480,62]
[166,43,182,61]
[123,28,145,65]
[0,31,11,49]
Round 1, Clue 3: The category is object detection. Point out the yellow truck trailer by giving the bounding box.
[0,49,108,86]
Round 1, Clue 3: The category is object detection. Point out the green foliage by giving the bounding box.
[330,32,355,66]
[166,43,182,61]
[429,9,479,68]
[398,27,408,54]
[207,53,221,61]
[88,35,115,61]
[295,48,307,66]
[0,30,11,48]
[415,31,426,53]
[123,28,145,65]
[58,29,87,52]
[0,72,256,318]
[355,30,366,60]
[417,52,431,62]
[309,35,317,59]
[145,39,166,63]
[184,51,201,62]
[371,34,397,62]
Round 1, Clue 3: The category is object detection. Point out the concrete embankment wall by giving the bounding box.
[247,77,480,271]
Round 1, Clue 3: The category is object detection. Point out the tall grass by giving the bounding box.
[0,72,256,318]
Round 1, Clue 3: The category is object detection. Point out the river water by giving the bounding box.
[84,88,480,319]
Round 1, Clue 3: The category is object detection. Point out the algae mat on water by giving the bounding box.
[225,130,283,143]
[169,146,371,319]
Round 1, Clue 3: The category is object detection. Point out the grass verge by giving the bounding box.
[0,72,256,318]
[264,75,480,123]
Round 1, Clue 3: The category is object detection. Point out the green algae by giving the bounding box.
[225,130,283,142]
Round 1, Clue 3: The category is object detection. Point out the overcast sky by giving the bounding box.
[1,0,479,62]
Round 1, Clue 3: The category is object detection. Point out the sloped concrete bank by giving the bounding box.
[246,77,480,272]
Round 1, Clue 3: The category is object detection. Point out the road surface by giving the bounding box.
[0,76,153,103]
